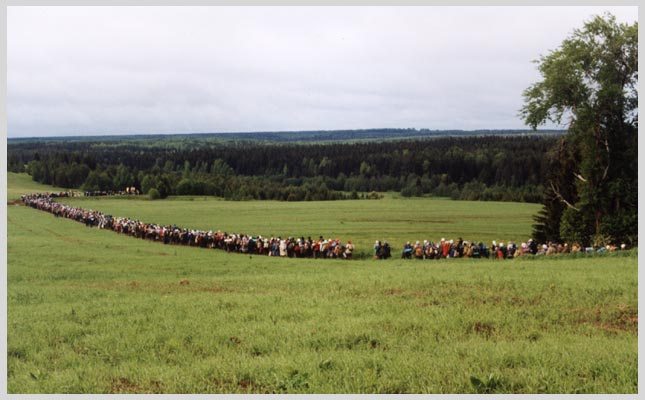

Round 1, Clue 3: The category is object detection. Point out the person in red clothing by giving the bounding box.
[441,238,450,258]
[313,237,322,258]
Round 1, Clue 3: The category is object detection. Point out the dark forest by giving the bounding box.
[9,135,554,203]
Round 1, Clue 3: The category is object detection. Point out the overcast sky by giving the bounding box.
[7,6,638,137]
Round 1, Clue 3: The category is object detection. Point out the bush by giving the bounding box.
[400,184,422,198]
[175,178,193,195]
[400,186,413,197]
[148,188,161,200]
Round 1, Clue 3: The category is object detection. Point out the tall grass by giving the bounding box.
[7,173,637,393]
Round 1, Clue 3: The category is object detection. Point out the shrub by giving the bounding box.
[148,188,161,200]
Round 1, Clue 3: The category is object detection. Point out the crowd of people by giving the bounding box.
[396,237,628,260]
[21,191,629,261]
[20,192,355,259]
[26,190,138,198]
[373,241,392,259]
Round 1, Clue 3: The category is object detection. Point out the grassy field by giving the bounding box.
[7,173,638,393]
[7,172,71,202]
[8,172,543,254]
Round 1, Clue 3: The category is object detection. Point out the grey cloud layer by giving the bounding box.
[8,6,638,137]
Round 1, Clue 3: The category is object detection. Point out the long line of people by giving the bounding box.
[20,192,354,259]
[396,237,628,260]
[25,190,137,198]
[20,192,628,261]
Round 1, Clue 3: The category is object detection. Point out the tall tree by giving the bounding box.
[522,13,638,246]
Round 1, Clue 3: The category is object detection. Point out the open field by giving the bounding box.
[7,174,638,393]
[61,196,541,255]
[9,172,542,253]
[7,172,71,202]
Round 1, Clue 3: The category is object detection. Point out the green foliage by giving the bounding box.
[113,164,134,191]
[559,208,592,245]
[10,135,556,203]
[400,183,422,198]
[82,170,112,192]
[532,140,578,243]
[141,174,172,198]
[599,211,638,246]
[522,13,637,246]
[141,175,155,195]
[7,128,566,148]
[210,159,234,176]
[359,161,373,177]
[147,188,161,200]
[175,179,194,195]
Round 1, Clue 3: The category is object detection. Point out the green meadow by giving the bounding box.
[7,172,71,202]
[7,173,637,393]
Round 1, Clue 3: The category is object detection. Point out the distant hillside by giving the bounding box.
[10,133,556,204]
[8,128,565,144]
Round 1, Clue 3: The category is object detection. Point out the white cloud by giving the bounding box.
[7,6,638,137]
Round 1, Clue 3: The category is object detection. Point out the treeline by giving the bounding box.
[8,136,554,202]
[9,128,564,146]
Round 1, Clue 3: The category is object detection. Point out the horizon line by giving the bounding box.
[7,127,566,140]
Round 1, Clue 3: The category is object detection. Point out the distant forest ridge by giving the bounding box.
[10,134,556,204]
[9,128,565,144]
